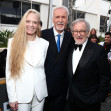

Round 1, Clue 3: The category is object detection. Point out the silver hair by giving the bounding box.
[70,18,90,33]
[52,5,69,18]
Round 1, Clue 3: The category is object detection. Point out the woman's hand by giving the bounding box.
[9,101,18,111]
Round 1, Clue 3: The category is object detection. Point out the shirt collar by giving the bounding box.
[82,38,88,48]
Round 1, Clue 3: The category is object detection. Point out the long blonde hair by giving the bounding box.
[9,9,41,79]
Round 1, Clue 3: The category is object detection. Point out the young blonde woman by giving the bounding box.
[6,9,49,111]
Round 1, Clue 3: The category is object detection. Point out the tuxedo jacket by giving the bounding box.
[6,37,49,103]
[41,27,73,96]
[67,40,110,108]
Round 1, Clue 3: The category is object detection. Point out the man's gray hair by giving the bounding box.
[70,18,90,33]
[52,5,69,18]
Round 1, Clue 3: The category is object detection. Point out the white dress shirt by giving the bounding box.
[53,27,64,47]
[72,39,88,74]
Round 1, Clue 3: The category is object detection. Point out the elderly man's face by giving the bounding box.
[52,8,68,33]
[72,22,89,44]
[105,35,111,45]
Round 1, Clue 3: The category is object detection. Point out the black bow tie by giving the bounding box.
[74,44,82,51]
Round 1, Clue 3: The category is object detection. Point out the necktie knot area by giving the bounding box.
[57,34,61,52]
[57,34,61,38]
[74,44,82,51]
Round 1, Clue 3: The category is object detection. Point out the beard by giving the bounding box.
[56,22,65,31]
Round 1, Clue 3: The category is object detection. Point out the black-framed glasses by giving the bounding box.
[72,30,87,35]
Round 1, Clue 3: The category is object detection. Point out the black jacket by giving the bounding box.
[41,27,73,96]
[67,40,110,108]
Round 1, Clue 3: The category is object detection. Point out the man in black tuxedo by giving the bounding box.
[67,18,110,111]
[41,6,73,111]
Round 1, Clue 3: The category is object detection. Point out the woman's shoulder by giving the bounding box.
[9,38,13,40]
[7,38,13,46]
[38,37,49,45]
[38,38,49,51]
[8,38,13,43]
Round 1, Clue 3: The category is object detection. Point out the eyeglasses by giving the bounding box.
[72,30,87,35]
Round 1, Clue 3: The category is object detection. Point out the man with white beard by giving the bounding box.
[41,6,73,111]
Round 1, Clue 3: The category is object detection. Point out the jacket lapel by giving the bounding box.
[60,30,70,53]
[68,44,75,78]
[24,37,41,67]
[49,28,58,56]
[74,40,94,75]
